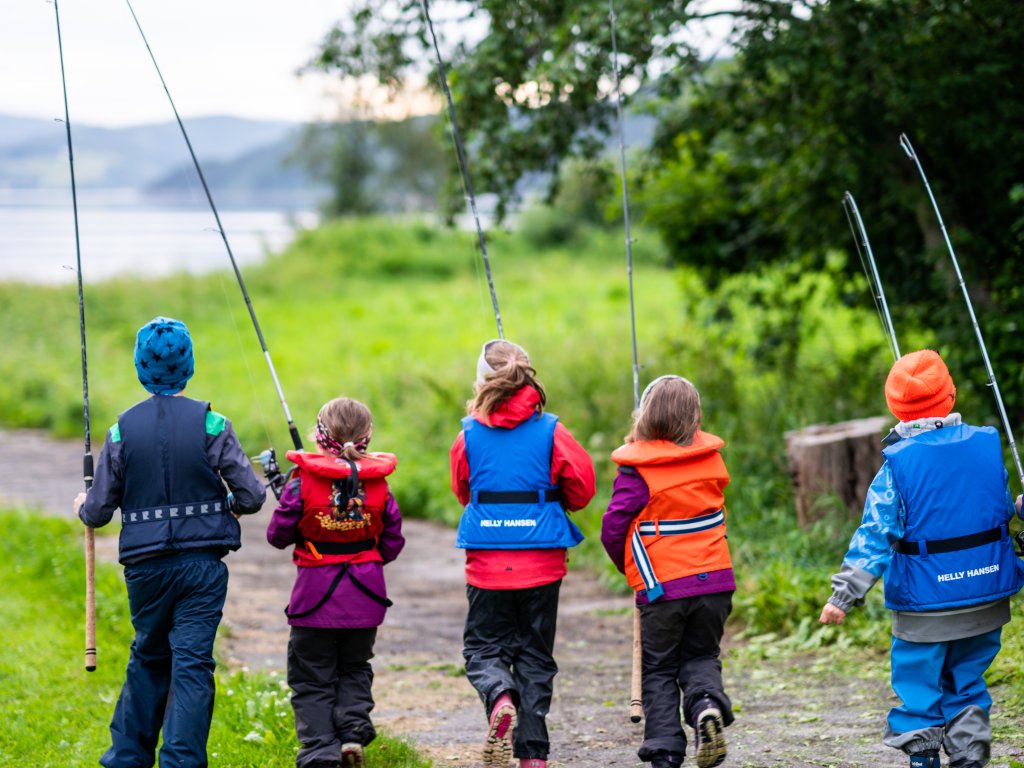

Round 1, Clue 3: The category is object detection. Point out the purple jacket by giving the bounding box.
[602,466,735,605]
[267,473,405,628]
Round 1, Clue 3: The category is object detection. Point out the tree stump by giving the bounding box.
[784,416,892,528]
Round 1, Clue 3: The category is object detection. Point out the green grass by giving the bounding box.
[0,509,428,768]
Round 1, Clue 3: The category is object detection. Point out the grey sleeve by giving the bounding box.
[79,434,123,528]
[208,420,267,515]
[827,563,879,613]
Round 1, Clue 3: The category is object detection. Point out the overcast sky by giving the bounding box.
[1,0,368,127]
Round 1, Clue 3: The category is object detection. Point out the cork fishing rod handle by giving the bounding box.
[630,606,642,723]
[85,526,97,671]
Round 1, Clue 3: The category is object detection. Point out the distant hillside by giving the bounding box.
[146,135,328,209]
[0,114,314,206]
[0,107,654,211]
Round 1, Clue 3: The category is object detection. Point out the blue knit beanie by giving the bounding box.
[134,316,194,395]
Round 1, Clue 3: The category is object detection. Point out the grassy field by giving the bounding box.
[0,509,429,768]
[2,213,1023,709]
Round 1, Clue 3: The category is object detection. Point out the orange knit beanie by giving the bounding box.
[884,349,956,422]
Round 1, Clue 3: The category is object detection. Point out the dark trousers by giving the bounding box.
[463,580,561,760]
[102,552,227,768]
[287,626,378,767]
[638,591,734,762]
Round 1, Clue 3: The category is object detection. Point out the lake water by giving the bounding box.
[0,189,317,283]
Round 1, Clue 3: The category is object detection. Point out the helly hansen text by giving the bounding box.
[480,519,538,528]
[937,564,999,582]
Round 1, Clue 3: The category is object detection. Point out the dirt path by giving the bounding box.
[2,427,1021,767]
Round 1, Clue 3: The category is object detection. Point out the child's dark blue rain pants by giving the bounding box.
[101,551,228,768]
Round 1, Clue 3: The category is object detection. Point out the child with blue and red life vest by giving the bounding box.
[75,316,267,768]
[267,397,405,768]
[602,375,733,768]
[820,350,1024,768]
[450,339,596,768]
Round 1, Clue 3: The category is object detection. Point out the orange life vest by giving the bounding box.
[610,432,731,596]
[285,450,397,567]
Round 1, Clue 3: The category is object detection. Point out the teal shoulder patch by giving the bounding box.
[108,424,121,443]
[206,410,227,436]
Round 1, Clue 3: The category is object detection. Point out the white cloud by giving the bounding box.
[1,0,354,127]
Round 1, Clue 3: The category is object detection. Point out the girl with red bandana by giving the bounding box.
[268,397,405,768]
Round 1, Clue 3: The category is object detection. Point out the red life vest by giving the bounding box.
[610,432,731,595]
[285,450,397,567]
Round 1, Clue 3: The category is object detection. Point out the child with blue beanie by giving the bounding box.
[74,316,266,768]
[820,349,1024,768]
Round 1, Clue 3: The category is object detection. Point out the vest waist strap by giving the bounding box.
[473,489,560,504]
[305,539,376,555]
[894,524,1007,556]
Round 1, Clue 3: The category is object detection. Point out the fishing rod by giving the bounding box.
[842,191,901,361]
[122,0,299,494]
[52,0,97,672]
[899,133,1024,491]
[609,0,641,411]
[419,0,504,340]
[607,0,644,726]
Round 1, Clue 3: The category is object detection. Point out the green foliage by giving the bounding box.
[0,509,428,768]
[636,0,1024,418]
[309,0,775,218]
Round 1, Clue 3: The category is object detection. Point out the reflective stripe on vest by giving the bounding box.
[630,509,726,602]
[121,498,226,525]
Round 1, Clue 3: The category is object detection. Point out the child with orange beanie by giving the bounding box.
[820,349,1024,768]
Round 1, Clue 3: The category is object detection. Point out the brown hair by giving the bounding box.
[627,376,702,446]
[315,397,373,461]
[468,340,547,423]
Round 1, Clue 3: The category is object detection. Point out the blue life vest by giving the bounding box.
[883,424,1024,611]
[116,395,237,563]
[456,412,583,550]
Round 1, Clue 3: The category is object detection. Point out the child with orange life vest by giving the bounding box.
[602,375,733,768]
[820,350,1024,768]
[267,397,405,768]
[450,339,596,768]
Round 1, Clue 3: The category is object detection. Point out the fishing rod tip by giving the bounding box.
[898,133,914,157]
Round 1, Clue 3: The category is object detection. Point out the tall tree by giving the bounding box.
[314,0,1024,412]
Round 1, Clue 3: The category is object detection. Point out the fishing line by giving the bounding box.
[899,132,1024,490]
[608,0,641,410]
[122,0,303,458]
[419,0,504,339]
[51,0,97,672]
[608,0,646,728]
[842,191,900,361]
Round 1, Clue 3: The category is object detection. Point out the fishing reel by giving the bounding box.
[254,448,286,500]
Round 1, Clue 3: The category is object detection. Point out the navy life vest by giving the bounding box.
[883,423,1024,611]
[116,395,236,563]
[456,411,583,550]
